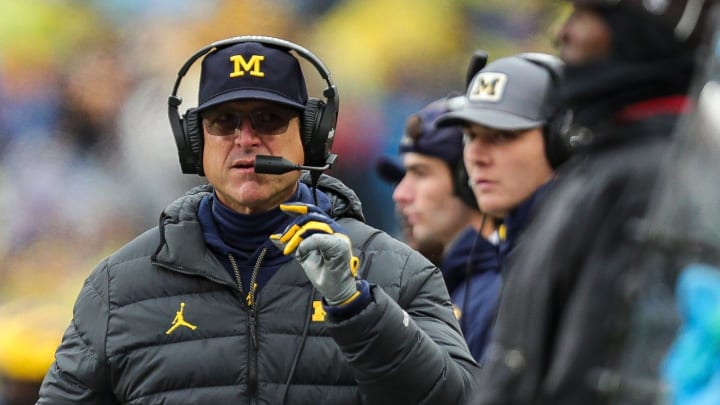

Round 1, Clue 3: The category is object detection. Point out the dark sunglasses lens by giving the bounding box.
[204,112,241,136]
[250,111,293,135]
[203,109,296,136]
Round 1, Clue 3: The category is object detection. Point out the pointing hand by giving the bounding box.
[271,203,360,306]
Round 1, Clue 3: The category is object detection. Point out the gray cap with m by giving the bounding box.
[436,53,563,130]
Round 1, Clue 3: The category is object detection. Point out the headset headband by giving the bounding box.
[169,35,338,111]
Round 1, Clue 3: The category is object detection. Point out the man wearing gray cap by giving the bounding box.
[436,52,563,266]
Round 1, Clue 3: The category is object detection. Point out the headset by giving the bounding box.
[515,52,579,169]
[445,95,479,209]
[168,36,339,176]
[454,158,478,209]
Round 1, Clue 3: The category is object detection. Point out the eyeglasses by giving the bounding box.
[202,108,299,136]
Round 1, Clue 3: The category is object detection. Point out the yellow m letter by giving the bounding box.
[229,55,265,78]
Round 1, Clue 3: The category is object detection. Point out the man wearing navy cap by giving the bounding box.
[388,97,499,361]
[38,38,480,404]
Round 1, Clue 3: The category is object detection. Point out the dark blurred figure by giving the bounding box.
[474,1,717,404]
[647,9,720,405]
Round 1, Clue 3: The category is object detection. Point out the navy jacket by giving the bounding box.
[441,227,501,361]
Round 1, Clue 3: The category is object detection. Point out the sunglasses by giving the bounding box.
[202,108,299,136]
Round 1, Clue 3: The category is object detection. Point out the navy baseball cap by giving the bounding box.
[197,42,309,111]
[375,155,405,184]
[398,96,466,168]
[436,54,561,130]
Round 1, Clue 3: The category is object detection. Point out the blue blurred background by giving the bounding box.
[0,0,562,383]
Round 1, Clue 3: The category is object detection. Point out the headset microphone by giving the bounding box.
[254,154,337,174]
[466,49,489,88]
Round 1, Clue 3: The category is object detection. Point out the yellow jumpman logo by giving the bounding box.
[165,302,197,335]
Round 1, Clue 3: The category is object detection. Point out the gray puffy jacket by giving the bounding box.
[38,175,480,404]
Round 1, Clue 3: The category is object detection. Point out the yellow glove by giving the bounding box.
[271,203,360,304]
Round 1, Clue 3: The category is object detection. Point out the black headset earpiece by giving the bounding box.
[181,108,203,175]
[546,107,595,166]
[301,98,329,169]
[453,159,478,209]
[444,94,479,210]
[543,108,572,170]
[168,35,339,176]
[516,52,576,169]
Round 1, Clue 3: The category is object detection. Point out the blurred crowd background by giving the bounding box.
[0,0,563,390]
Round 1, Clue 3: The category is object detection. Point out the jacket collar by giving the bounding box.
[500,180,555,257]
[151,186,235,285]
[299,172,365,222]
[152,175,365,283]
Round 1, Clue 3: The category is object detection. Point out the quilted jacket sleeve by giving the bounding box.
[327,233,481,405]
[37,259,117,404]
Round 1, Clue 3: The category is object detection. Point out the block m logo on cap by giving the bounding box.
[230,54,265,78]
[469,72,507,102]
